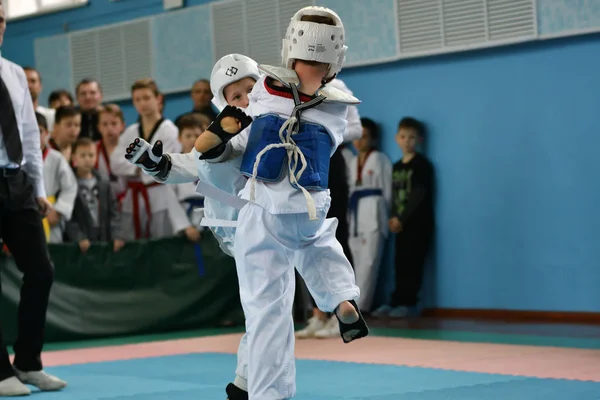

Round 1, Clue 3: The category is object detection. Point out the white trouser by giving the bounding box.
[234,202,360,400]
[349,230,386,312]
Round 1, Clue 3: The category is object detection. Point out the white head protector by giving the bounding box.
[281,6,347,79]
[210,53,261,111]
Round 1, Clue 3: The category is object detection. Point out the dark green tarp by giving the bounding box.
[0,236,244,344]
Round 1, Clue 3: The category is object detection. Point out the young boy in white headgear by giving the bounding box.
[193,6,368,399]
[126,51,365,399]
[125,54,256,400]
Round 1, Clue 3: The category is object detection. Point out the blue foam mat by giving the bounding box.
[34,353,600,399]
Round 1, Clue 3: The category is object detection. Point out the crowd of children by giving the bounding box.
[35,78,208,248]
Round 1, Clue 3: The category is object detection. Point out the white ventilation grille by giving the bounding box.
[97,28,125,99]
[245,0,280,65]
[442,0,487,47]
[55,0,539,101]
[70,31,99,89]
[70,20,152,101]
[278,0,313,40]
[487,0,536,41]
[398,0,443,54]
[211,0,313,67]
[122,20,153,92]
[397,0,536,56]
[211,0,247,61]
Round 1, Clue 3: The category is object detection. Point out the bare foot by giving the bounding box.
[336,301,360,342]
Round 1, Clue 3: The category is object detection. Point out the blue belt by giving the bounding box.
[182,197,205,276]
[348,188,383,237]
[182,197,204,216]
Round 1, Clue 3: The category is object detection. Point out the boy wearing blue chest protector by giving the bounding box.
[126,51,366,400]
[194,6,369,400]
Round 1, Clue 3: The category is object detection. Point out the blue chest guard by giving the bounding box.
[240,114,332,191]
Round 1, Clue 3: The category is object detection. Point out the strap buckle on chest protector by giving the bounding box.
[250,84,326,220]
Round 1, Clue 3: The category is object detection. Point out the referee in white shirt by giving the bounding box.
[0,3,66,396]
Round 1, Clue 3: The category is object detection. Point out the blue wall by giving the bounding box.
[341,35,600,312]
[4,1,600,312]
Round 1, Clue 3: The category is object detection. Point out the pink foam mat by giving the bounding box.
[27,334,600,382]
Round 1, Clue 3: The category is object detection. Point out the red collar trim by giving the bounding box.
[263,77,314,103]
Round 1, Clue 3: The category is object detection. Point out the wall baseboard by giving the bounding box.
[421,308,600,325]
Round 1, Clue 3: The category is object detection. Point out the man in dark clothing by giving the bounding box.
[76,78,103,141]
[0,3,67,394]
[174,79,218,125]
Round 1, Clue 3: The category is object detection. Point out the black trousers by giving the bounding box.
[0,168,54,380]
[390,228,433,307]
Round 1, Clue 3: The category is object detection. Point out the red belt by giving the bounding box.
[127,181,161,239]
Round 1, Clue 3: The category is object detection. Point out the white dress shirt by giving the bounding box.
[36,105,55,133]
[0,51,46,198]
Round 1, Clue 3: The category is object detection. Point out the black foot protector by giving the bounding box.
[335,300,369,344]
[226,383,248,400]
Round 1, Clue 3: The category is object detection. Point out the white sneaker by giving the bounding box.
[15,369,66,391]
[388,306,409,318]
[295,316,326,339]
[371,304,393,318]
[313,316,340,339]
[0,376,31,396]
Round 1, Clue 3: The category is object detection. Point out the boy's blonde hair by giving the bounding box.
[131,78,160,96]
[98,103,125,123]
[72,137,95,154]
[177,114,210,134]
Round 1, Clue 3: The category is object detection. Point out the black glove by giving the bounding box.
[206,105,253,145]
[199,142,228,160]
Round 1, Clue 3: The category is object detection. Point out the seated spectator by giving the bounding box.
[66,138,124,253]
[39,112,78,243]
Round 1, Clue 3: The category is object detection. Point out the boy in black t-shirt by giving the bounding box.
[372,117,435,318]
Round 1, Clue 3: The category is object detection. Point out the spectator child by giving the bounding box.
[110,78,190,239]
[173,115,205,241]
[48,89,74,109]
[48,106,81,162]
[96,104,127,202]
[347,117,393,312]
[66,137,124,253]
[373,117,435,318]
[39,112,78,243]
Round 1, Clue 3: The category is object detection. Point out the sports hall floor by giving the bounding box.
[12,318,600,399]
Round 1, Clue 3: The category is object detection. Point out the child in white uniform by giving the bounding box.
[125,54,259,400]
[347,118,393,312]
[110,79,190,239]
[173,115,207,235]
[193,7,368,400]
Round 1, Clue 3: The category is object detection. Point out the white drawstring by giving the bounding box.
[250,116,318,220]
